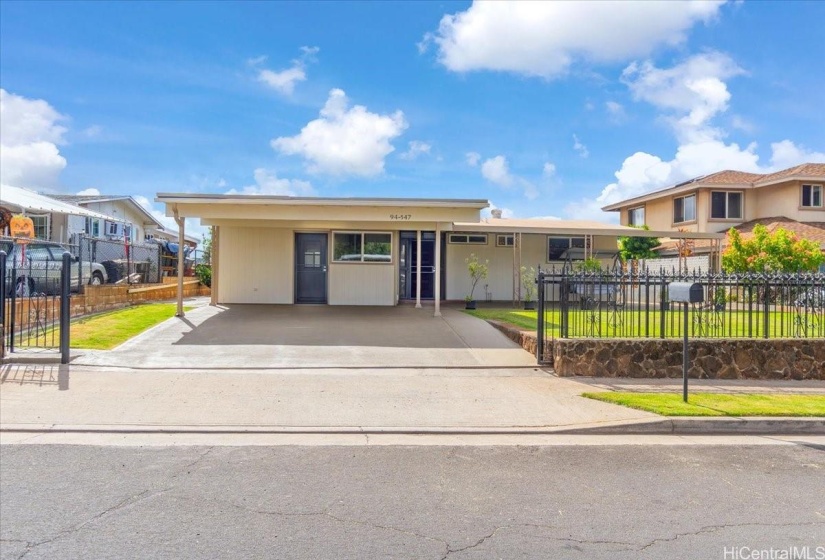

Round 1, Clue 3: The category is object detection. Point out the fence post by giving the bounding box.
[60,252,71,364]
[0,250,6,355]
[560,275,569,338]
[659,281,667,339]
[763,277,770,339]
[537,269,545,363]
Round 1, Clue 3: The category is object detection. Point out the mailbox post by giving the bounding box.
[667,282,704,402]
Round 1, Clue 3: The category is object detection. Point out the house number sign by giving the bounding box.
[389,214,412,220]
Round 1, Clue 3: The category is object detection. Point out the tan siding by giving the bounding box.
[328,264,395,305]
[755,181,824,221]
[218,227,293,303]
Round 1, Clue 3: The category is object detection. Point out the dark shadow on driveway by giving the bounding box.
[172,304,515,349]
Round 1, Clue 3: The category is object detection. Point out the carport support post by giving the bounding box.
[415,230,422,308]
[174,206,185,318]
[434,222,441,317]
[210,226,219,306]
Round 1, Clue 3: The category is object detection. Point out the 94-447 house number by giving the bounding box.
[390,214,412,220]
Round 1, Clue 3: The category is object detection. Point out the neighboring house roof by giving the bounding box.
[656,217,825,254]
[602,162,825,211]
[1,184,123,222]
[49,194,163,228]
[147,226,199,245]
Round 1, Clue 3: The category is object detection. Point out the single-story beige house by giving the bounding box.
[155,194,723,316]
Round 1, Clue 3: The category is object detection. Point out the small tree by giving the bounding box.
[722,225,824,273]
[520,266,536,302]
[465,253,489,301]
[618,225,660,265]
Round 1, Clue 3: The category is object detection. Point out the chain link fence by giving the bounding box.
[73,234,162,285]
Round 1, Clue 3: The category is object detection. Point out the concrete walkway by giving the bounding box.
[71,303,537,369]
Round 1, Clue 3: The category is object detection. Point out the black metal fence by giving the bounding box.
[1,246,71,362]
[74,235,162,285]
[537,268,825,363]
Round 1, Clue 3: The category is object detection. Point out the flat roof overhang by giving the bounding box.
[156,193,489,209]
[451,219,725,240]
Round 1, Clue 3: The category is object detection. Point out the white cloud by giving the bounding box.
[399,140,432,160]
[573,134,589,158]
[272,88,408,177]
[255,46,319,95]
[768,140,825,170]
[465,151,481,166]
[622,52,744,142]
[543,162,557,177]
[481,155,514,187]
[425,1,726,78]
[258,67,306,95]
[76,188,101,196]
[605,101,627,123]
[225,168,315,196]
[0,89,68,187]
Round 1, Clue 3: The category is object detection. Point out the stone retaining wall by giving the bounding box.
[486,320,824,381]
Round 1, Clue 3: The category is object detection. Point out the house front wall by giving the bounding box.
[445,233,618,301]
[82,201,150,242]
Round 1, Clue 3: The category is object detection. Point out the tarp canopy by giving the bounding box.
[0,184,126,222]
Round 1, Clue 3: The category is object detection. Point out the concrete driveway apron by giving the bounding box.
[72,304,538,369]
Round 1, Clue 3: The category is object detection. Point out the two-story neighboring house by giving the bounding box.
[602,163,825,269]
[48,194,163,244]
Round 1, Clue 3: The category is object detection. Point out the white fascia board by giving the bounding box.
[155,193,489,209]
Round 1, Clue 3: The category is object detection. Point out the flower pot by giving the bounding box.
[523,301,536,310]
[465,300,477,310]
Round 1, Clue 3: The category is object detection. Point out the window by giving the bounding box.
[710,191,743,219]
[85,218,101,237]
[547,236,585,261]
[30,214,49,240]
[106,221,120,236]
[802,184,823,208]
[448,233,488,244]
[673,194,696,223]
[332,232,391,263]
[628,207,645,226]
[496,234,514,247]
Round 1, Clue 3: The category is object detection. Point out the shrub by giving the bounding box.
[194,264,212,287]
[722,225,824,273]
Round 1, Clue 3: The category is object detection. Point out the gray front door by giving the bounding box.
[295,233,328,303]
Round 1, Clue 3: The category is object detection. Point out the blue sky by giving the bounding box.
[2,1,824,235]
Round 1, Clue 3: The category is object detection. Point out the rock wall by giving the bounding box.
[553,338,824,380]
[485,319,824,380]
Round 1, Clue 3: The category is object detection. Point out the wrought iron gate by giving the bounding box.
[1,246,71,363]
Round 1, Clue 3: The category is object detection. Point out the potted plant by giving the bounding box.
[520,266,537,310]
[464,253,488,310]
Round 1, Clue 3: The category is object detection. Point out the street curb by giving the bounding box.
[2,418,823,436]
[553,417,825,435]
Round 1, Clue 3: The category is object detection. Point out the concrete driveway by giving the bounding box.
[73,304,537,369]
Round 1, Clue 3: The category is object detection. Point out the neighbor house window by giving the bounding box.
[496,234,514,247]
[332,232,392,263]
[30,214,50,240]
[106,221,120,236]
[85,218,101,237]
[710,191,743,220]
[673,194,696,223]
[802,184,822,208]
[547,236,585,261]
[448,233,488,244]
[628,207,645,226]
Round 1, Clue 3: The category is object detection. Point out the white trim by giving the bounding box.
[801,184,823,208]
[709,190,744,220]
[156,193,488,209]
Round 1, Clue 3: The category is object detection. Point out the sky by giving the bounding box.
[1,0,824,238]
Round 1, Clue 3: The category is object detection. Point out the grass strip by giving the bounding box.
[582,392,825,417]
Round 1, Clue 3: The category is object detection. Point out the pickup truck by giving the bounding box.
[1,240,108,296]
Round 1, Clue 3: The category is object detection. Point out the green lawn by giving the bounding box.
[15,303,192,350]
[464,307,823,338]
[583,392,825,417]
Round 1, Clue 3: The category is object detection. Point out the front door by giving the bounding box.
[295,233,328,303]
[399,232,435,300]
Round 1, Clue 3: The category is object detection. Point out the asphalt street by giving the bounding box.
[1,442,824,559]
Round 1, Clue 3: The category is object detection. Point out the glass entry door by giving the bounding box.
[399,231,435,300]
